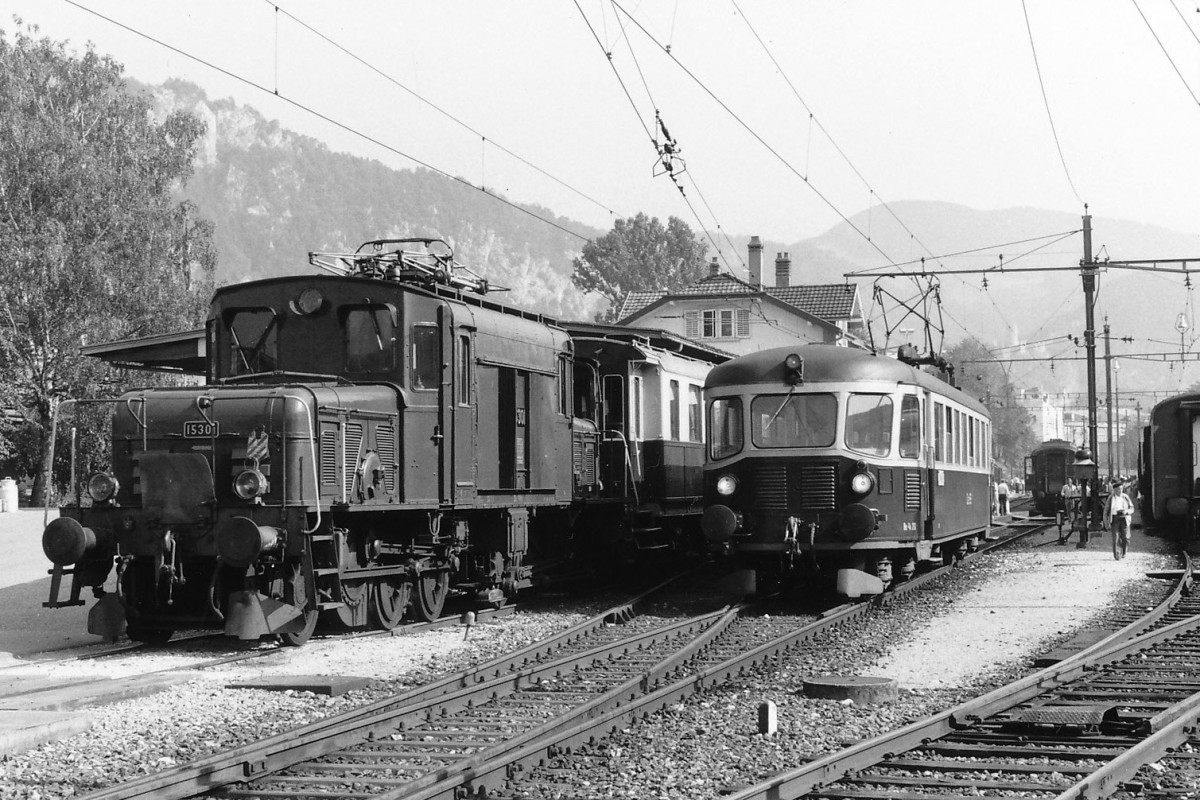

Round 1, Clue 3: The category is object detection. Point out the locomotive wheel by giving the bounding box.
[126,624,173,645]
[280,609,319,647]
[280,561,319,647]
[412,571,449,622]
[371,578,411,630]
[333,579,370,629]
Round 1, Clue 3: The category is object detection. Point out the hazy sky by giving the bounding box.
[4,1,1198,252]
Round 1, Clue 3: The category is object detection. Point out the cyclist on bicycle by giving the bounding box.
[1104,479,1134,560]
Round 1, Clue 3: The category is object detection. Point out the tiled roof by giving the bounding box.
[617,273,859,324]
[770,284,859,320]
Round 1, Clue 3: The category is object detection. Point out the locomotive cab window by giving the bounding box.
[343,304,396,373]
[411,325,439,391]
[751,393,836,448]
[845,393,893,457]
[225,308,279,376]
[602,375,625,434]
[708,397,743,460]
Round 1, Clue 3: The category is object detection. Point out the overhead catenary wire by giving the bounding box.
[264,0,619,221]
[1021,0,1085,206]
[573,0,737,272]
[1132,0,1200,109]
[60,0,595,244]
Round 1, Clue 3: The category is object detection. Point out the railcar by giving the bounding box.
[41,239,723,645]
[1024,438,1077,516]
[1139,391,1200,536]
[700,345,992,596]
[565,323,725,552]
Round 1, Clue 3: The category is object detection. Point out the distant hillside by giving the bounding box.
[146,79,1200,401]
[148,79,608,321]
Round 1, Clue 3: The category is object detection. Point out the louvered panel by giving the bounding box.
[343,422,364,495]
[751,464,788,510]
[798,464,837,510]
[904,470,922,511]
[376,424,396,493]
[319,423,337,487]
[581,440,596,486]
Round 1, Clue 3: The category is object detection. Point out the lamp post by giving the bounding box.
[1071,448,1098,548]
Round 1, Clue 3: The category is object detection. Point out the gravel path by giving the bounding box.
[0,527,1180,799]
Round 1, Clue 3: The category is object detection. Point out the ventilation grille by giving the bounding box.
[376,424,396,493]
[904,471,922,511]
[344,422,364,495]
[320,424,337,487]
[573,436,597,487]
[799,464,838,510]
[751,464,788,509]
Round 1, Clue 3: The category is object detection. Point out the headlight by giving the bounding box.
[233,469,268,500]
[87,473,119,502]
[716,474,739,496]
[850,471,875,495]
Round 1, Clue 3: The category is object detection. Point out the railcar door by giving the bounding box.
[436,304,455,505]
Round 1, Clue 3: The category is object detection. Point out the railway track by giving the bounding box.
[723,552,1199,800]
[69,518,1050,800]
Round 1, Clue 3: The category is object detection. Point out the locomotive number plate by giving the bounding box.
[184,420,219,438]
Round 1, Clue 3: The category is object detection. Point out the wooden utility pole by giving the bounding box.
[1081,213,1101,540]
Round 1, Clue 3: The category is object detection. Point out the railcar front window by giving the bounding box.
[750,393,836,448]
[708,397,743,460]
[846,394,893,457]
[226,310,278,375]
[899,395,920,458]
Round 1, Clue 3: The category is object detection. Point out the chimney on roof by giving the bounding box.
[748,236,763,287]
[708,256,720,278]
[775,252,791,287]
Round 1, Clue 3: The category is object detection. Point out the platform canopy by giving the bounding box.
[82,328,206,375]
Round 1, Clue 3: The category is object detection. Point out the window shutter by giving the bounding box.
[736,308,750,337]
[684,311,699,338]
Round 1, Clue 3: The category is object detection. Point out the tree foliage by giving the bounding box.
[943,338,1039,477]
[570,212,707,321]
[0,22,216,503]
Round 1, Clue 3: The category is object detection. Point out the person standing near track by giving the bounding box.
[996,478,1010,517]
[1104,479,1135,560]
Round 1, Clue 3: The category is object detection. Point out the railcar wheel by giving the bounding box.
[412,571,449,622]
[371,579,411,630]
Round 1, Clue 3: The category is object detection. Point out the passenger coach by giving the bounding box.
[701,345,991,596]
[1025,438,1076,516]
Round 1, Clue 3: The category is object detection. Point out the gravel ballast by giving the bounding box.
[0,526,1180,799]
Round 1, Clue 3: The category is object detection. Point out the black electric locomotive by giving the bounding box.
[41,239,724,645]
[1025,438,1077,516]
[701,345,992,596]
[1139,391,1200,535]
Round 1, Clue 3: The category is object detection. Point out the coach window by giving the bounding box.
[751,393,836,448]
[846,394,893,457]
[688,385,703,442]
[899,395,921,458]
[669,380,681,440]
[411,325,439,391]
[226,309,278,376]
[934,402,945,461]
[708,397,743,460]
[343,305,396,373]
